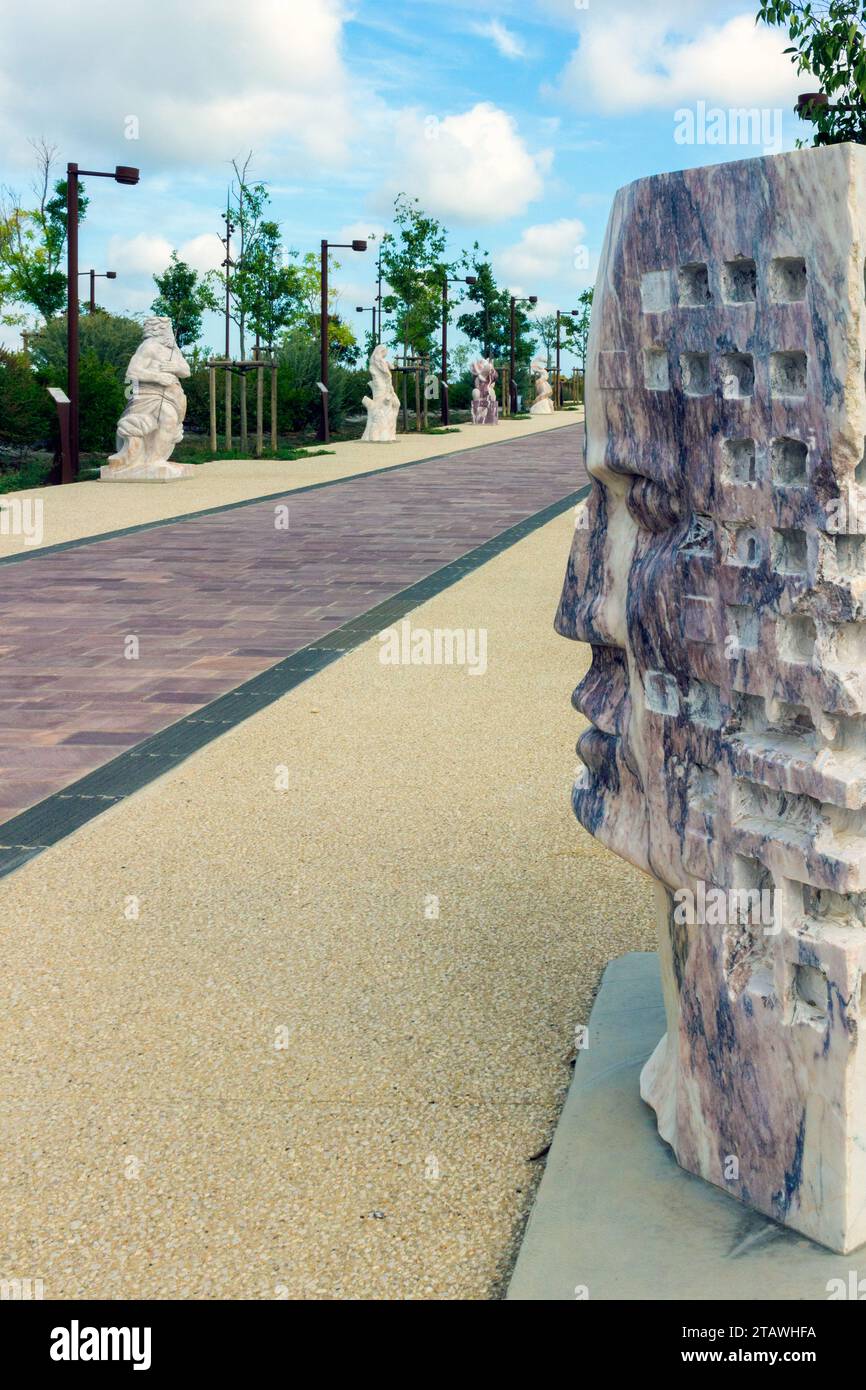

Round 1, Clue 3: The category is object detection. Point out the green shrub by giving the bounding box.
[0,350,54,446]
[78,352,127,452]
[30,312,143,380]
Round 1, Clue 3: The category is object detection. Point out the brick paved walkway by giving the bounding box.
[0,426,584,824]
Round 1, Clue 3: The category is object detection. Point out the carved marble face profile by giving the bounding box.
[556,144,866,1252]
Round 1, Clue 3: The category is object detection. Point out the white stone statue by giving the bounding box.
[361,344,400,442]
[529,359,555,414]
[101,316,194,482]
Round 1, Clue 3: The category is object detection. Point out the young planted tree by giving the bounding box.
[456,250,536,371]
[0,140,89,324]
[534,313,559,368]
[238,222,304,351]
[151,252,219,349]
[296,250,358,365]
[380,194,451,362]
[758,0,866,143]
[571,288,593,373]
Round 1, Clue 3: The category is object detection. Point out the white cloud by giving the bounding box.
[107,232,224,277]
[471,20,527,60]
[556,8,804,113]
[498,218,587,288]
[384,103,551,223]
[0,0,354,172]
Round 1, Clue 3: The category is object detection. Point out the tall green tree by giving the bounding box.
[456,249,535,370]
[0,140,89,323]
[238,222,302,350]
[380,194,451,360]
[151,252,219,348]
[758,0,866,143]
[572,288,593,372]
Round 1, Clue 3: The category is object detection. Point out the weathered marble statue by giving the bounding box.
[529,359,555,415]
[470,357,499,425]
[361,344,400,442]
[101,317,194,482]
[556,144,866,1253]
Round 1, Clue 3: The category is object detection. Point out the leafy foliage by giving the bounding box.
[0,348,54,445]
[758,1,866,142]
[0,141,89,323]
[29,310,143,381]
[380,195,450,360]
[456,249,537,383]
[151,252,219,348]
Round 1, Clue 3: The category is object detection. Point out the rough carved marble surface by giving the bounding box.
[530,359,555,415]
[101,317,194,482]
[361,344,400,442]
[556,144,866,1253]
[471,358,499,425]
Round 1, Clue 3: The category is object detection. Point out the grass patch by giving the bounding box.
[0,451,54,494]
[174,441,334,465]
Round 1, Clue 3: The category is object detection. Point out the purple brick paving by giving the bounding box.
[0,426,585,822]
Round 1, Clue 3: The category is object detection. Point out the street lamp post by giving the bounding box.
[66,162,138,481]
[555,308,580,407]
[79,268,117,314]
[356,305,376,352]
[441,273,476,425]
[509,294,538,414]
[319,238,367,443]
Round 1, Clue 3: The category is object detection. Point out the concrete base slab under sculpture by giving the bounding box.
[100,460,196,482]
[508,952,864,1301]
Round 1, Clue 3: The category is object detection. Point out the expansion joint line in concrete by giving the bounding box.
[0,483,589,879]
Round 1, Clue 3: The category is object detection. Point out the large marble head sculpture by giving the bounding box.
[556,144,866,1253]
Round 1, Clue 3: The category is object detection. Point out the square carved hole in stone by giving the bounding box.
[727,523,761,567]
[686,679,723,728]
[644,669,680,716]
[770,699,816,742]
[804,886,866,931]
[727,603,759,651]
[721,257,757,304]
[769,256,807,303]
[643,348,670,391]
[777,613,817,664]
[680,352,711,396]
[771,528,808,576]
[770,350,807,398]
[721,437,757,483]
[791,962,829,1024]
[835,534,866,578]
[688,764,718,816]
[720,352,755,400]
[771,436,808,485]
[640,271,671,313]
[678,262,711,307]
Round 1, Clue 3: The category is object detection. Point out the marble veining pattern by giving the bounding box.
[556,144,866,1252]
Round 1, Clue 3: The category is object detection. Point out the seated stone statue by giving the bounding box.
[101,316,194,481]
[361,344,400,442]
[529,359,555,414]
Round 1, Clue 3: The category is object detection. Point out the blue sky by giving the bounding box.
[0,0,813,365]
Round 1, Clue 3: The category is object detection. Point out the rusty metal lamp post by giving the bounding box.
[79,269,117,314]
[66,163,138,481]
[441,273,476,426]
[318,238,367,444]
[509,294,538,414]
